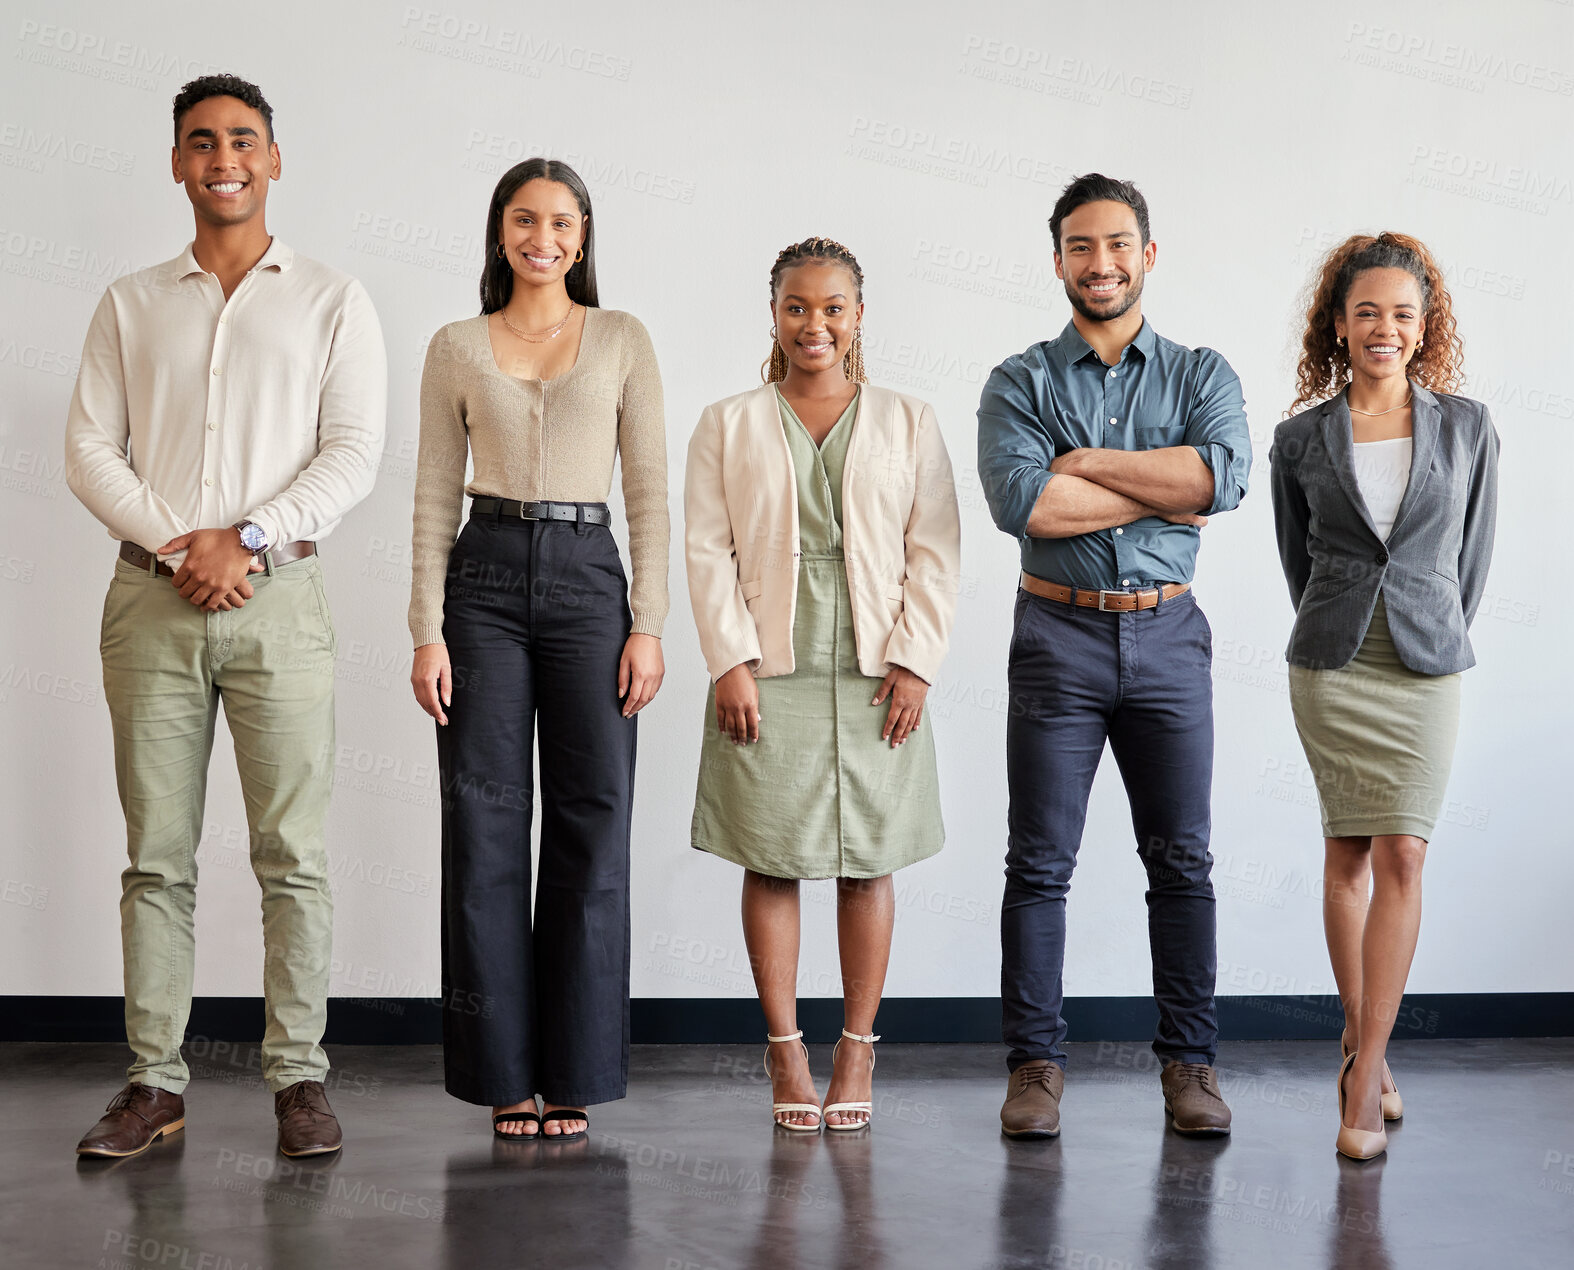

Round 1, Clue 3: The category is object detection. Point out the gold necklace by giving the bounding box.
[1349,391,1413,417]
[501,299,575,343]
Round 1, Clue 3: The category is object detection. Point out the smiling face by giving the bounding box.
[1335,267,1426,384]
[771,260,863,377]
[170,95,279,227]
[1054,199,1156,324]
[498,178,587,293]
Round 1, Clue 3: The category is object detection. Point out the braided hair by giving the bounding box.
[763,237,867,384]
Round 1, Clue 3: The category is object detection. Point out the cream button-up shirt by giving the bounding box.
[65,238,387,565]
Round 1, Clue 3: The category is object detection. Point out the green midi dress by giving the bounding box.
[690,389,946,880]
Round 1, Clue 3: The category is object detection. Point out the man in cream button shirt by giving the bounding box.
[65,74,386,1160]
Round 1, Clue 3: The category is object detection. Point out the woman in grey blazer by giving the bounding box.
[1270,232,1498,1160]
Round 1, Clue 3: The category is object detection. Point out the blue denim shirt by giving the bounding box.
[977,319,1251,590]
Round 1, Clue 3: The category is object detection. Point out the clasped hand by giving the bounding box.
[157,529,263,611]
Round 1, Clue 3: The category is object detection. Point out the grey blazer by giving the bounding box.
[1269,384,1499,674]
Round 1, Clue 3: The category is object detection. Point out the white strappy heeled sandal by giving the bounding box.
[764,1030,822,1132]
[824,1028,880,1131]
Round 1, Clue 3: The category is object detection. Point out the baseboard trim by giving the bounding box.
[3,993,1570,1045]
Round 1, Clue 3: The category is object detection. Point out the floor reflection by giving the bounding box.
[442,1130,628,1267]
[1326,1154,1393,1270]
[993,1137,1066,1267]
[1142,1127,1227,1270]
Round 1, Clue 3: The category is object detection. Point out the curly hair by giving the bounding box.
[173,74,274,145]
[1290,232,1463,414]
[763,237,866,384]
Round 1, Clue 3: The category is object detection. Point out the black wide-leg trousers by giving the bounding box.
[437,508,635,1107]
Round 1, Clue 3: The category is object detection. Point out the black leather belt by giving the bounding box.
[119,539,317,577]
[470,498,611,526]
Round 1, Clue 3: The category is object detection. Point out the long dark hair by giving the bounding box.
[479,159,599,314]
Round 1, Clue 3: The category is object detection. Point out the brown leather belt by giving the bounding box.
[119,539,317,578]
[1020,572,1190,612]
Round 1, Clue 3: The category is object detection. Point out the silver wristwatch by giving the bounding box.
[234,520,270,555]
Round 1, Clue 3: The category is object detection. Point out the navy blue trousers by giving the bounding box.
[437,509,635,1107]
[1002,586,1218,1071]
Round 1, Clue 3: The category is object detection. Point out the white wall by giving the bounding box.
[2,0,1568,1009]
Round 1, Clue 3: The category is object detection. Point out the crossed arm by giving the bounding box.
[1024,446,1215,538]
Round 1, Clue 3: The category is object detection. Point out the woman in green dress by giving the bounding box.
[683,237,963,1131]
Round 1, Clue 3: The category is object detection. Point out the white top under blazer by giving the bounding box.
[1352,436,1413,542]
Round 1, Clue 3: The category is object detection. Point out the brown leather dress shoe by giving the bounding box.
[1160,1061,1232,1135]
[76,1083,186,1158]
[274,1080,343,1157]
[1001,1060,1064,1139]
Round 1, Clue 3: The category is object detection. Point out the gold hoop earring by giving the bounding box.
[496,244,506,260]
[575,248,584,263]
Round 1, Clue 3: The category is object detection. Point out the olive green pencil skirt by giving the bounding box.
[1287,596,1462,840]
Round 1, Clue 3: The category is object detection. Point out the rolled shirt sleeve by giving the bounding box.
[976,361,1054,539]
[1186,353,1251,516]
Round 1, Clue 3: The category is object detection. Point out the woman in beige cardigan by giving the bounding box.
[685,237,961,1131]
[408,159,668,1142]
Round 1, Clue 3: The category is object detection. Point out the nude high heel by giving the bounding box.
[1342,1034,1402,1121]
[824,1029,879,1131]
[764,1031,822,1132]
[1336,1051,1388,1161]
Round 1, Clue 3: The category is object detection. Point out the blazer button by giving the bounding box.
[1375,549,1389,565]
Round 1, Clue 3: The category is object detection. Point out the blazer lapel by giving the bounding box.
[842,384,886,515]
[1317,393,1380,540]
[746,382,793,486]
[1388,381,1437,537]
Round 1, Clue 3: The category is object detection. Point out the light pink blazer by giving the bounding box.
[684,383,962,683]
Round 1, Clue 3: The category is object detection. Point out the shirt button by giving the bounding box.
[1115,527,1124,535]
[219,313,228,324]
[1122,578,1130,586]
[1109,417,1117,424]
[204,478,214,487]
[1109,370,1117,378]
[208,422,218,431]
[212,366,223,376]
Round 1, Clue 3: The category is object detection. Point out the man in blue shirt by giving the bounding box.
[977,174,1250,1140]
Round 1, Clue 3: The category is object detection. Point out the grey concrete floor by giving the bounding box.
[2,1039,1571,1269]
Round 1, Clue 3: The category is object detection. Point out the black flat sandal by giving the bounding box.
[539,1109,588,1142]
[492,1110,541,1140]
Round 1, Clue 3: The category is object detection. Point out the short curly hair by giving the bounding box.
[1290,232,1463,414]
[172,74,274,146]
